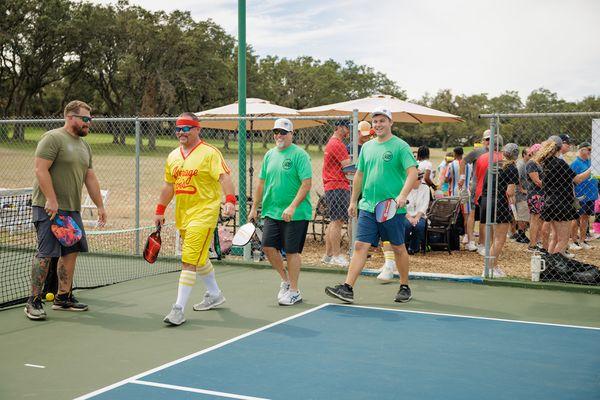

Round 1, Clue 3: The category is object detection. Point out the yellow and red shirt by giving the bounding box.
[164,141,231,229]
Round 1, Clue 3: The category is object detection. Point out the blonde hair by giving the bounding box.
[533,140,559,165]
[64,100,91,117]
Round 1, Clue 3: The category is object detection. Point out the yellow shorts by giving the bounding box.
[179,226,214,267]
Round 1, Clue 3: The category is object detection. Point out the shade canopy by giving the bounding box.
[300,94,463,124]
[196,98,326,130]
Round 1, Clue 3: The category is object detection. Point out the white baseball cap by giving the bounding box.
[371,106,393,121]
[273,118,293,132]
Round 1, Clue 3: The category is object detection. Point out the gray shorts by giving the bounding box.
[32,206,88,258]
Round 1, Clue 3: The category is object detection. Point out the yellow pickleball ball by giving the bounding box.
[45,292,54,302]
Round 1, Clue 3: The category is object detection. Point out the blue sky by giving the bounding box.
[95,0,600,102]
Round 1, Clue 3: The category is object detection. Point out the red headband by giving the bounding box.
[176,118,201,128]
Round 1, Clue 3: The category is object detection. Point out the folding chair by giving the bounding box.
[425,196,462,254]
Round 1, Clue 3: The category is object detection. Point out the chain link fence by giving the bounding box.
[479,113,600,286]
[0,114,357,306]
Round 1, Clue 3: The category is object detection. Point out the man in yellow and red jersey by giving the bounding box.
[153,112,236,326]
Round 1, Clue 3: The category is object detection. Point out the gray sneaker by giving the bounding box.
[193,291,226,311]
[163,304,186,326]
[24,296,47,320]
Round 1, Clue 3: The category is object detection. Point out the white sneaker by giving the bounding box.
[377,265,395,282]
[465,241,478,252]
[277,281,290,301]
[321,255,333,264]
[193,291,226,311]
[477,246,486,256]
[163,304,185,326]
[580,241,593,250]
[278,289,302,306]
[561,250,575,259]
[492,267,506,278]
[569,242,582,251]
[330,255,349,267]
[462,235,469,244]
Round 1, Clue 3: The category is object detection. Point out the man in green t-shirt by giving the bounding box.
[326,106,418,304]
[249,118,312,306]
[25,100,107,321]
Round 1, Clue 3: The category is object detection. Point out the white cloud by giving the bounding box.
[93,0,600,101]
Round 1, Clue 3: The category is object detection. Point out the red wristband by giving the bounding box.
[155,204,166,215]
[225,194,237,205]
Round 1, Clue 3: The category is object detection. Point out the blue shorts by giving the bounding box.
[579,201,595,216]
[356,209,406,247]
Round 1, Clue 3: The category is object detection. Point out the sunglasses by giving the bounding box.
[175,126,194,133]
[72,115,92,123]
[273,129,289,135]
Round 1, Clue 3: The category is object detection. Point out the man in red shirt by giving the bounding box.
[322,120,352,266]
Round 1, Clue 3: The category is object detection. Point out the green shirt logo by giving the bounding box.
[382,151,393,162]
[282,159,292,170]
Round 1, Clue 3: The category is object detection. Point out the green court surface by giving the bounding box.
[1,263,599,399]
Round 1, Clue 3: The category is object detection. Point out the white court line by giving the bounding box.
[24,363,45,369]
[131,380,270,400]
[328,303,600,331]
[73,303,329,400]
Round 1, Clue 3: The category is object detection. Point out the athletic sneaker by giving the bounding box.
[377,265,395,282]
[52,292,88,311]
[193,291,226,311]
[394,285,412,303]
[477,246,486,256]
[321,255,333,264]
[569,242,582,251]
[560,250,575,259]
[163,304,185,326]
[465,241,478,252]
[462,235,469,244]
[325,283,354,303]
[278,289,302,306]
[492,267,506,278]
[330,255,348,267]
[24,296,46,320]
[580,241,593,250]
[515,233,530,244]
[277,281,290,301]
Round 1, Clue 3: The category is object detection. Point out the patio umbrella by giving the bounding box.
[195,98,327,197]
[299,94,463,123]
[195,98,325,130]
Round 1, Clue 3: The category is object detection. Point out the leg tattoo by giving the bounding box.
[31,257,51,297]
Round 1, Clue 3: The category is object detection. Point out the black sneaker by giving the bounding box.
[395,284,412,303]
[52,292,88,311]
[515,233,530,244]
[325,284,354,303]
[24,296,47,320]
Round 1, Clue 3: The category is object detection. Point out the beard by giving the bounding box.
[76,127,89,137]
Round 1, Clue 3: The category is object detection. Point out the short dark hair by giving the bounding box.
[334,120,351,128]
[453,147,463,157]
[417,145,430,159]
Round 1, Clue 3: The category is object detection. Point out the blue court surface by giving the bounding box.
[76,304,600,400]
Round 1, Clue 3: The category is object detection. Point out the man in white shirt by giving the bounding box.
[405,172,430,254]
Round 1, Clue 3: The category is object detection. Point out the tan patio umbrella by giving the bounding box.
[299,94,463,123]
[195,98,326,130]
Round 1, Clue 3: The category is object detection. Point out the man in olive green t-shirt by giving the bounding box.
[249,118,312,306]
[326,106,418,304]
[25,100,107,321]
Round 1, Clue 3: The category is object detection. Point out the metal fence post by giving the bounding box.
[351,109,359,256]
[135,117,141,255]
[483,116,499,277]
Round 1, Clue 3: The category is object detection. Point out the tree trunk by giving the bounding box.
[13,124,25,141]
